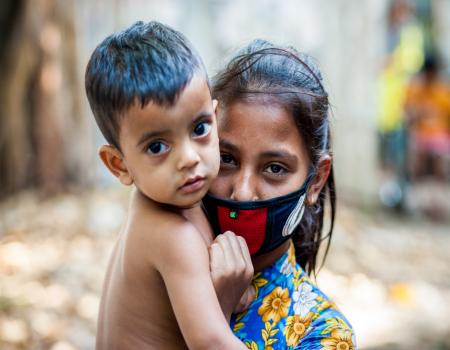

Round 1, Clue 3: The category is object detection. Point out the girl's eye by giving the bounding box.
[146,142,169,155]
[192,121,211,138]
[220,153,236,165]
[265,164,287,175]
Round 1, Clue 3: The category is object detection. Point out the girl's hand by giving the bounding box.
[209,231,254,320]
[233,285,256,314]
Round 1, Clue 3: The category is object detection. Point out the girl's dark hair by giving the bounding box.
[212,39,336,276]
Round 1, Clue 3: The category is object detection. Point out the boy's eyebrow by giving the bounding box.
[136,111,213,147]
[192,111,214,123]
[137,129,170,147]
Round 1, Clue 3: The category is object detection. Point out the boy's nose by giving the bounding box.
[177,141,201,171]
[230,169,259,201]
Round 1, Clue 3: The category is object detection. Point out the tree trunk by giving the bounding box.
[0,0,86,198]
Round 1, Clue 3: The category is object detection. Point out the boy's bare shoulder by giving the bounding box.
[127,193,207,268]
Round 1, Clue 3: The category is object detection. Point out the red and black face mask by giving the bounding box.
[202,173,314,256]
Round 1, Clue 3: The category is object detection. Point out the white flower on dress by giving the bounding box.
[292,283,318,317]
[280,257,294,276]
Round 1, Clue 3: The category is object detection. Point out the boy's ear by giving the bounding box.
[98,145,134,186]
[306,154,331,205]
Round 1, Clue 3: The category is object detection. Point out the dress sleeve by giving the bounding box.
[296,308,357,350]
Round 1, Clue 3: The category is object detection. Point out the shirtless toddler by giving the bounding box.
[85,21,252,349]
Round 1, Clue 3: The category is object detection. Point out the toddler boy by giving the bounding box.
[85,21,252,349]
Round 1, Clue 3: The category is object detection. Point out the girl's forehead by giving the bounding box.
[218,100,299,140]
[217,100,308,159]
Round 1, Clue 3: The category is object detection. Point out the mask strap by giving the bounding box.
[281,169,315,237]
[282,192,307,237]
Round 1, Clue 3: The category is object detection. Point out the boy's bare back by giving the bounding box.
[97,191,215,349]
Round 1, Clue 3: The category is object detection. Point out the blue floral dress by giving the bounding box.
[231,244,357,350]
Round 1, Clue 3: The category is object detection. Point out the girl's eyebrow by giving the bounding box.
[219,140,297,163]
[260,150,297,163]
[219,139,239,152]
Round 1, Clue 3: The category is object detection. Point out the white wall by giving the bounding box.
[76,0,389,204]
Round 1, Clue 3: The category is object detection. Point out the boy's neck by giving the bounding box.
[132,187,201,214]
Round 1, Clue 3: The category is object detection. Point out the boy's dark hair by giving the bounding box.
[212,39,335,277]
[85,21,205,149]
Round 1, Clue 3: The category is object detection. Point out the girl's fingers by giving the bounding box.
[209,242,223,272]
[223,231,244,268]
[237,236,251,265]
[237,236,253,277]
[214,232,234,270]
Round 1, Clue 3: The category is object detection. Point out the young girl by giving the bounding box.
[205,40,357,349]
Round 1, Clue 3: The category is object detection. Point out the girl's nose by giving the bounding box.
[230,169,259,201]
[177,141,200,171]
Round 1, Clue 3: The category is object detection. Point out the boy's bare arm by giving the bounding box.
[153,222,248,350]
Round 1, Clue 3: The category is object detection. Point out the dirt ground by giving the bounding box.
[1,188,449,350]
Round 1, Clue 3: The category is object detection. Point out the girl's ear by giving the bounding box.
[212,99,219,122]
[98,145,134,186]
[306,154,331,205]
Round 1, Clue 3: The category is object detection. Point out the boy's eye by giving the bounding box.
[264,164,287,175]
[192,121,211,138]
[146,142,169,155]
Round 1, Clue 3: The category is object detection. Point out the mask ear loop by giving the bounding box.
[282,193,307,237]
[281,171,315,237]
[285,119,329,237]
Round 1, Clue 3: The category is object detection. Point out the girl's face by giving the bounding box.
[209,100,310,201]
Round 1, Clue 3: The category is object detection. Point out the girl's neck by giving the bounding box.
[251,240,291,272]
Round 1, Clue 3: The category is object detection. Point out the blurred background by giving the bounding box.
[1,0,449,349]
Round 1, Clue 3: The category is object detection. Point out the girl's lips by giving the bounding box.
[180,177,206,194]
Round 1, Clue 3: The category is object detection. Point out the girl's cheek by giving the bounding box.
[210,176,232,198]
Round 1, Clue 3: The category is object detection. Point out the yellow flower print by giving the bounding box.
[287,243,296,267]
[316,300,338,315]
[258,287,291,324]
[233,322,245,332]
[321,317,351,335]
[261,321,279,348]
[284,312,313,347]
[252,273,269,299]
[245,340,259,350]
[320,328,354,350]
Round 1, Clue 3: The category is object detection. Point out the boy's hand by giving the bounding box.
[209,231,254,321]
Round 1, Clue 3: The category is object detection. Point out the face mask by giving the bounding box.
[202,173,314,256]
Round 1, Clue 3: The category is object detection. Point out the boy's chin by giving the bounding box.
[138,185,207,210]
[155,198,202,211]
[173,193,206,209]
[153,192,205,210]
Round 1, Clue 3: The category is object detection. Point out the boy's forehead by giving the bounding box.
[120,74,212,132]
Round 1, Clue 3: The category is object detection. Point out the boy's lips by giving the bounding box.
[179,175,206,193]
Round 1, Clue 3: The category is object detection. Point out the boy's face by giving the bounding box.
[116,74,219,208]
